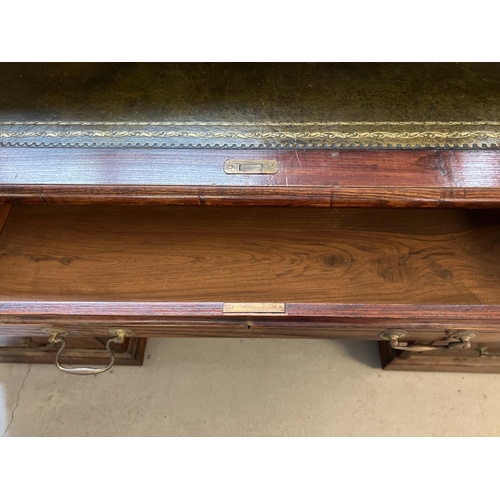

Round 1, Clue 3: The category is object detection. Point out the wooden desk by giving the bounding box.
[0,63,499,373]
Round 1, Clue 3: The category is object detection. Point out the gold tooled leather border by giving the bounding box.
[1,121,500,148]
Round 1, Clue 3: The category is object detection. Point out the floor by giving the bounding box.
[1,338,500,437]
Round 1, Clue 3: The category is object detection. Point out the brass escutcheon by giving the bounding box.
[223,159,279,174]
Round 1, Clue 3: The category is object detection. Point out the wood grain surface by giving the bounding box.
[1,149,500,207]
[0,335,146,365]
[0,205,498,306]
[2,319,500,341]
[379,341,500,373]
[0,204,11,232]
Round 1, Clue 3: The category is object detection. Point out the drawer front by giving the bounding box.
[380,341,500,373]
[1,321,498,343]
[0,333,146,366]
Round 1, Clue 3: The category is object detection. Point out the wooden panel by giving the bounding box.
[3,303,500,324]
[0,206,499,306]
[1,321,500,342]
[3,186,500,208]
[0,204,11,232]
[33,325,500,343]
[0,335,146,365]
[1,149,499,187]
[0,150,500,207]
[379,341,500,373]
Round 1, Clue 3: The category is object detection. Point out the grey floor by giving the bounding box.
[1,338,500,437]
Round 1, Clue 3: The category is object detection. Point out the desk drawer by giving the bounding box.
[380,341,500,373]
[0,320,498,343]
[0,333,146,366]
[1,204,500,372]
[1,320,498,374]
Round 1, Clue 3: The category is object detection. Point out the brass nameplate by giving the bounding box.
[224,159,279,174]
[223,302,286,314]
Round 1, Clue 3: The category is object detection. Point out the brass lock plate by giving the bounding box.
[223,159,279,174]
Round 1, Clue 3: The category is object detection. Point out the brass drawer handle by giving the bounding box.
[379,329,476,352]
[44,327,133,375]
[478,347,500,358]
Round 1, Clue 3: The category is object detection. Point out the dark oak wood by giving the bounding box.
[379,341,500,373]
[0,335,146,366]
[1,150,500,207]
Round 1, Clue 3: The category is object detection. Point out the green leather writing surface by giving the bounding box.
[1,63,500,148]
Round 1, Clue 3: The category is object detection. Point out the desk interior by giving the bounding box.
[0,205,498,305]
